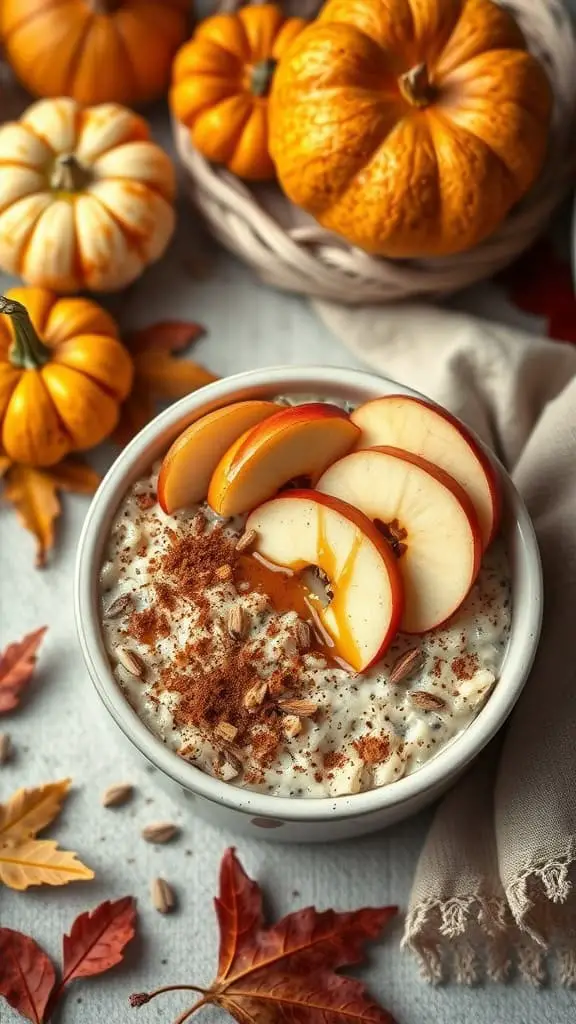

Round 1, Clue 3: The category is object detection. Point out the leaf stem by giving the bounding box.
[174,996,211,1024]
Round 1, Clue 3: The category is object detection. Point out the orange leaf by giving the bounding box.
[112,388,155,447]
[133,350,218,400]
[0,779,71,844]
[2,458,100,567]
[0,626,47,714]
[3,465,59,567]
[47,458,100,495]
[130,848,397,1024]
[125,320,206,354]
[0,839,94,891]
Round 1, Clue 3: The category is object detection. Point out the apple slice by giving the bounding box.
[317,447,482,634]
[245,490,403,671]
[351,395,500,548]
[157,400,280,513]
[208,403,360,517]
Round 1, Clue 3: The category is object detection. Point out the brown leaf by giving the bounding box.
[114,319,217,446]
[2,458,100,567]
[130,848,397,1023]
[125,321,206,354]
[133,350,217,400]
[47,459,100,495]
[3,465,60,568]
[0,779,71,844]
[0,928,56,1024]
[0,627,47,714]
[0,839,94,890]
[112,389,155,447]
[61,897,137,984]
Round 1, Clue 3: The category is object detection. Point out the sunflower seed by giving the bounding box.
[0,733,11,765]
[283,715,302,738]
[295,621,311,650]
[235,529,257,553]
[243,681,268,709]
[278,698,318,717]
[409,690,446,711]
[115,645,143,677]
[105,593,133,618]
[215,721,238,743]
[142,822,179,844]
[101,782,133,808]
[151,877,175,914]
[389,647,424,686]
[227,605,249,641]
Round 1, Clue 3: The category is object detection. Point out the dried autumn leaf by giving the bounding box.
[3,465,60,568]
[0,839,94,891]
[0,626,47,714]
[0,779,71,844]
[114,319,216,446]
[126,321,206,354]
[1,457,100,567]
[0,928,56,1024]
[130,848,397,1024]
[61,897,137,984]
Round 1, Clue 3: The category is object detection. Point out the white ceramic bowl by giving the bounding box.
[75,366,542,843]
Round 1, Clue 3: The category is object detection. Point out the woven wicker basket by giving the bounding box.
[174,0,576,304]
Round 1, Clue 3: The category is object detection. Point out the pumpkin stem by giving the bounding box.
[0,296,50,370]
[51,154,90,192]
[250,58,277,97]
[398,62,434,108]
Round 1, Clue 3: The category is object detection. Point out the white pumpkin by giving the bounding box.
[0,97,176,293]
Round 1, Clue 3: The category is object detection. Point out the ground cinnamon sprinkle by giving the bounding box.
[136,493,156,510]
[323,751,347,771]
[354,734,391,765]
[148,520,311,766]
[129,607,170,646]
[451,652,480,680]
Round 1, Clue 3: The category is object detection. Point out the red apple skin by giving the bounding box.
[231,402,359,471]
[157,400,279,514]
[353,395,502,547]
[208,403,360,517]
[267,488,405,668]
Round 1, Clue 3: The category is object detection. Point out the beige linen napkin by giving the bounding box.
[315,299,576,985]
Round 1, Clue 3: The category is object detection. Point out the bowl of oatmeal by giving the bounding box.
[75,366,542,842]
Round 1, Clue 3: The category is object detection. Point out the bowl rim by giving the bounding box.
[75,365,543,823]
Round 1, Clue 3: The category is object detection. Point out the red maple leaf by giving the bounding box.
[130,847,397,1024]
[0,627,47,714]
[0,898,137,1023]
[60,897,137,983]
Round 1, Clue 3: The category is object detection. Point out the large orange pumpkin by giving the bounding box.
[0,0,190,107]
[171,4,307,180]
[0,287,133,466]
[270,0,552,258]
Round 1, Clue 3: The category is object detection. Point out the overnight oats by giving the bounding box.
[99,395,511,798]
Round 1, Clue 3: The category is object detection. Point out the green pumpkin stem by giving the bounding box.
[0,296,50,370]
[251,58,277,97]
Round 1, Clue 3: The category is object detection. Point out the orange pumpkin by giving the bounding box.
[170,4,307,180]
[270,0,552,258]
[0,288,133,466]
[0,0,189,107]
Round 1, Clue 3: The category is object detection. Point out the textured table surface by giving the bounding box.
[0,105,574,1024]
